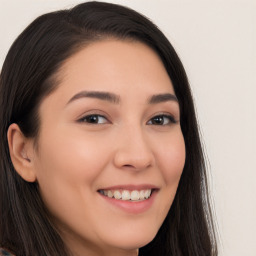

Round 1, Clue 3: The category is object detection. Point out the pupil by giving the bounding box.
[88,115,98,123]
[153,116,163,125]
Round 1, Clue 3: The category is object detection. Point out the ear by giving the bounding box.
[7,123,37,182]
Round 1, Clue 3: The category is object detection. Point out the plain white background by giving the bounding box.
[0,0,255,255]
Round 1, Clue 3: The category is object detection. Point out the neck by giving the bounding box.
[71,246,139,256]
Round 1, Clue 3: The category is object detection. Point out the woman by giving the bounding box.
[0,1,218,256]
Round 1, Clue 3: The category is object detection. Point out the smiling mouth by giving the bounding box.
[98,189,154,202]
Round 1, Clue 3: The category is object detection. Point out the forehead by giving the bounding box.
[44,39,175,106]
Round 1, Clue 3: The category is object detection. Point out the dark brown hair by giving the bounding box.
[0,1,218,255]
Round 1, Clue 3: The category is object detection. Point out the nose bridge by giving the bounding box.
[113,122,154,170]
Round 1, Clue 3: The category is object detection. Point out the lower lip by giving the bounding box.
[98,190,158,214]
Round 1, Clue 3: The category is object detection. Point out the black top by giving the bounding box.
[0,248,15,256]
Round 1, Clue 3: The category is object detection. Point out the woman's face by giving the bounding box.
[33,40,185,255]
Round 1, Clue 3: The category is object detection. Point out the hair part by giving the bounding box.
[0,2,218,255]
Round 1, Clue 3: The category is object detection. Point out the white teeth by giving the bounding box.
[131,190,140,201]
[113,190,122,199]
[107,190,113,198]
[100,189,152,201]
[122,190,131,200]
[144,190,151,198]
[139,190,145,200]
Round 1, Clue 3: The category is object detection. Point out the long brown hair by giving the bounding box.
[0,2,218,255]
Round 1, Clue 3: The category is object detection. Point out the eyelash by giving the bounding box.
[147,114,177,125]
[78,114,108,124]
[78,114,177,125]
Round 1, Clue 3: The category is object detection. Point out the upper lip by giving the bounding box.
[98,184,159,191]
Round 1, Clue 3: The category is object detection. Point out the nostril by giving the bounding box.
[121,163,151,171]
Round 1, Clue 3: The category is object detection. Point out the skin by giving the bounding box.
[8,40,186,256]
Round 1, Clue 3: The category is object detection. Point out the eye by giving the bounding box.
[147,115,177,125]
[78,114,109,124]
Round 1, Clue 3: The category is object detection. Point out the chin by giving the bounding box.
[103,226,158,251]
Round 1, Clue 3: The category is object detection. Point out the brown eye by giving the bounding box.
[147,115,176,125]
[79,115,108,124]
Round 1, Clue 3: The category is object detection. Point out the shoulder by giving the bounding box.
[0,248,15,256]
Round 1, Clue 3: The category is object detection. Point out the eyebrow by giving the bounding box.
[66,90,178,105]
[67,91,120,105]
[148,93,179,104]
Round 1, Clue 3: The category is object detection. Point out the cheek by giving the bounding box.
[146,130,185,231]
[36,129,109,181]
[33,129,113,236]
[33,129,111,214]
[153,129,185,217]
[156,131,186,183]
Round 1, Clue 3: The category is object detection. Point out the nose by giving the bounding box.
[113,125,155,171]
